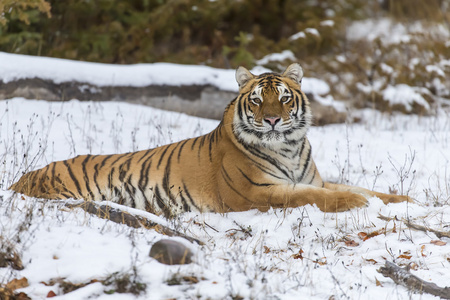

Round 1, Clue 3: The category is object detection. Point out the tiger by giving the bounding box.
[10,63,409,217]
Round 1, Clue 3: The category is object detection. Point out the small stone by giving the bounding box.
[149,239,193,265]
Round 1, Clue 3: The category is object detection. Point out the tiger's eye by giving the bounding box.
[281,96,290,103]
[251,98,262,105]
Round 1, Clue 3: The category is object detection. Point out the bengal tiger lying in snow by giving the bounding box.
[10,63,409,217]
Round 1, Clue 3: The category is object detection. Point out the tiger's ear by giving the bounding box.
[282,63,303,86]
[235,66,255,90]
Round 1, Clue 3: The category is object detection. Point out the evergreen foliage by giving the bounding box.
[0,0,371,67]
[1,0,448,111]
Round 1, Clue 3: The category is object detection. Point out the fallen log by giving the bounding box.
[65,201,203,245]
[377,261,450,299]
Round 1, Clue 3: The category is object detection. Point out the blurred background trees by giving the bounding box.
[0,0,445,67]
[1,0,449,112]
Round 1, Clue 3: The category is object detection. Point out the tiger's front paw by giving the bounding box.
[337,193,368,212]
[379,194,412,204]
[320,192,368,212]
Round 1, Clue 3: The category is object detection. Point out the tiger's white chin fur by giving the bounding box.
[233,119,310,151]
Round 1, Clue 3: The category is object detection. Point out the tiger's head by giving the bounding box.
[232,63,312,148]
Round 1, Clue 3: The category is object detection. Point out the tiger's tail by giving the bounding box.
[9,160,82,200]
[10,167,54,199]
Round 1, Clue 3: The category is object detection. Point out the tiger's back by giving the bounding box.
[11,63,409,215]
[11,122,231,217]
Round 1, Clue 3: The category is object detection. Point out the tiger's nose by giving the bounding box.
[264,117,281,126]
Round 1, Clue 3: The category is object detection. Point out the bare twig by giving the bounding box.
[65,201,203,245]
[378,214,450,239]
[232,220,253,237]
[404,220,450,239]
[377,214,397,222]
[203,221,219,233]
[378,261,450,299]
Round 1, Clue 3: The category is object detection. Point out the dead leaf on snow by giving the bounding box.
[17,292,31,299]
[47,290,57,298]
[313,257,327,265]
[6,277,29,291]
[409,262,419,271]
[292,249,304,260]
[358,229,386,241]
[182,276,199,284]
[375,277,383,287]
[430,240,447,246]
[344,240,359,247]
[365,258,378,265]
[357,232,368,241]
[420,245,427,257]
[0,288,30,300]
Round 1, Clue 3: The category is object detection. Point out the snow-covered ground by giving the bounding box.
[0,52,331,96]
[0,54,449,300]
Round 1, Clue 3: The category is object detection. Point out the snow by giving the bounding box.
[289,28,320,41]
[0,52,238,91]
[320,20,335,27]
[380,63,394,75]
[426,65,445,77]
[288,31,306,41]
[305,28,320,37]
[256,50,297,65]
[382,84,430,111]
[0,55,450,299]
[346,18,450,45]
[0,51,332,99]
